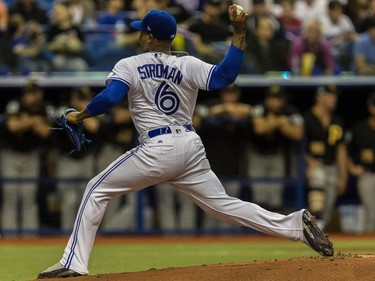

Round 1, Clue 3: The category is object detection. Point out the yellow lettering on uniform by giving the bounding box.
[328,125,343,146]
[361,149,374,164]
[310,141,325,155]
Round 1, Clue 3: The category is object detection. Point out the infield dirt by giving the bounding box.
[34,254,375,281]
[3,235,369,281]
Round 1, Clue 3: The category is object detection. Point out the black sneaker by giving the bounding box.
[302,210,334,256]
[38,262,85,279]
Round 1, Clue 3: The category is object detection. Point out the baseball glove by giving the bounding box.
[50,108,92,154]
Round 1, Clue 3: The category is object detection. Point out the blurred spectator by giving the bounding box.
[52,86,100,231]
[147,0,192,26]
[0,0,8,31]
[174,0,199,13]
[234,0,281,15]
[96,0,127,26]
[46,2,88,72]
[115,0,148,48]
[355,0,375,33]
[348,92,375,233]
[197,83,251,229]
[8,14,49,73]
[188,0,233,64]
[288,19,335,75]
[353,16,375,75]
[245,15,290,74]
[277,0,302,37]
[345,0,368,29]
[1,80,52,236]
[97,103,138,231]
[247,0,283,37]
[294,0,327,23]
[0,1,14,73]
[64,0,96,26]
[93,0,106,11]
[246,86,303,211]
[303,85,348,230]
[9,0,49,25]
[320,0,356,71]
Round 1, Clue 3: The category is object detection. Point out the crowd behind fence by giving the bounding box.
[1,0,375,76]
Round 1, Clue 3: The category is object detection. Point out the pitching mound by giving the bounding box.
[41,254,375,281]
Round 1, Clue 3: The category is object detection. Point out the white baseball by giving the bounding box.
[233,4,245,15]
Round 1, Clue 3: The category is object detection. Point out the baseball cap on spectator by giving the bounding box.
[317,85,338,95]
[72,86,93,100]
[130,10,177,40]
[23,80,42,94]
[265,86,287,99]
[222,83,240,92]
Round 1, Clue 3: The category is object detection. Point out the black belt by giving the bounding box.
[147,125,195,138]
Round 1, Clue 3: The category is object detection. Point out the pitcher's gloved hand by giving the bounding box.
[50,108,92,154]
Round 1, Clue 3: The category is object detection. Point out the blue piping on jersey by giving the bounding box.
[64,144,144,269]
[106,77,131,88]
[206,65,215,91]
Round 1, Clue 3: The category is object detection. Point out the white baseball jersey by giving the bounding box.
[106,52,214,135]
[59,52,306,275]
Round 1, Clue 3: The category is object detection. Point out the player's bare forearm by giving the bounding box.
[336,143,348,180]
[253,116,278,135]
[228,4,248,51]
[279,123,303,141]
[66,109,92,124]
[232,33,246,51]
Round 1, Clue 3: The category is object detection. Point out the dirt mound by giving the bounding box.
[41,254,375,281]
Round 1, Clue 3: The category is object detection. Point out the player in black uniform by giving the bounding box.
[303,85,348,230]
[1,80,52,235]
[247,86,304,211]
[347,92,375,233]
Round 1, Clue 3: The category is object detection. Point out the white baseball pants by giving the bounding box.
[60,128,305,275]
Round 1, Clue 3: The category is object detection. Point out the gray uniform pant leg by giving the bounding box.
[247,149,285,209]
[357,172,375,232]
[57,155,95,231]
[307,163,338,227]
[322,165,339,226]
[1,150,39,233]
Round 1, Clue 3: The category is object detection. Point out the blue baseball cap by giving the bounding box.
[130,10,177,41]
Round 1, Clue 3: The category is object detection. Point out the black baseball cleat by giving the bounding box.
[38,262,86,279]
[302,210,334,256]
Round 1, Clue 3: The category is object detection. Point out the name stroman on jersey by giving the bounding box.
[137,63,183,85]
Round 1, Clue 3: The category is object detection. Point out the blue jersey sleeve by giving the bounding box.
[86,80,129,116]
[208,44,244,90]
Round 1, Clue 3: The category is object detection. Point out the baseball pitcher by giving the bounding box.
[38,7,333,278]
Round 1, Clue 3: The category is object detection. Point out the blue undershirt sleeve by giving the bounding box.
[208,44,244,90]
[86,80,129,116]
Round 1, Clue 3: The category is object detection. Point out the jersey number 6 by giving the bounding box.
[155,81,180,115]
